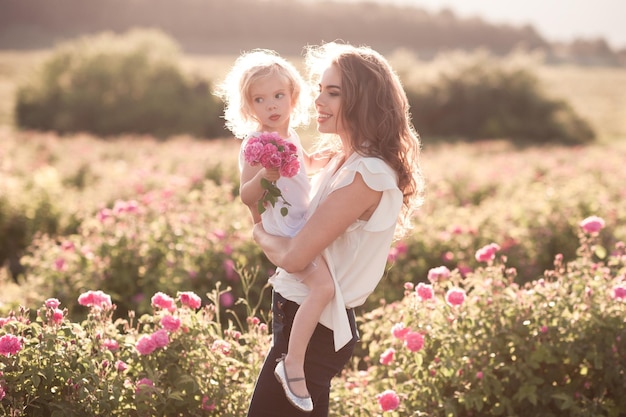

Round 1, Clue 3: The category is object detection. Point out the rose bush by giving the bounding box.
[0,281,270,416]
[333,219,626,416]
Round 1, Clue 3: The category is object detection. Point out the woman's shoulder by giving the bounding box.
[336,154,399,192]
[347,154,395,176]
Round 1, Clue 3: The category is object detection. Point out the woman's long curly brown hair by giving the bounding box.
[305,42,425,235]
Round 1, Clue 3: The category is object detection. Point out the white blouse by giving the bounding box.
[270,152,403,351]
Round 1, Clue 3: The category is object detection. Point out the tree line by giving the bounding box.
[0,0,623,66]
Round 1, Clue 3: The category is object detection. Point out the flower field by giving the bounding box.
[0,128,625,415]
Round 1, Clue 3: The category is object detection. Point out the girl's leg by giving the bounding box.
[283,257,334,398]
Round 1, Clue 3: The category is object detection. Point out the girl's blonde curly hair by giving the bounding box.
[214,49,311,139]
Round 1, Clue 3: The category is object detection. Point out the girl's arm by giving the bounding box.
[240,163,280,223]
[303,149,333,174]
[253,172,382,273]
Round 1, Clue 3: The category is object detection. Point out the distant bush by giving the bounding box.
[14,29,225,139]
[404,51,596,145]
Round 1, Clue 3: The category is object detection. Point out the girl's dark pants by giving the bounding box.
[246,291,358,417]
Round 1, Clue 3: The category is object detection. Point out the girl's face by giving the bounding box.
[248,73,294,136]
[315,64,345,138]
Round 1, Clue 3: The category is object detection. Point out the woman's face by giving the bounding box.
[314,64,345,137]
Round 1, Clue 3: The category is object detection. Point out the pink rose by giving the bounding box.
[78,290,112,309]
[151,329,169,348]
[377,389,400,412]
[52,308,64,324]
[280,158,300,177]
[427,266,451,283]
[161,315,181,332]
[103,338,120,351]
[446,288,466,307]
[45,298,61,309]
[136,335,157,355]
[135,378,154,393]
[404,331,424,352]
[379,348,395,365]
[416,282,434,301]
[178,291,201,309]
[475,243,501,263]
[579,216,605,234]
[391,322,410,340]
[612,285,626,300]
[151,292,176,311]
[0,334,22,356]
[115,360,128,372]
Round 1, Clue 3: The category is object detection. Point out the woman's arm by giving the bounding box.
[253,172,382,273]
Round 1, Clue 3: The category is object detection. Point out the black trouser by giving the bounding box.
[246,291,359,417]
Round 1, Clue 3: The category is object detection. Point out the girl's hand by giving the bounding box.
[263,167,280,182]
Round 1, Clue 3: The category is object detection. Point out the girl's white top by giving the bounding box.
[238,129,310,238]
[269,152,403,351]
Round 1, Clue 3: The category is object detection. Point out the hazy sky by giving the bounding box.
[357,0,626,49]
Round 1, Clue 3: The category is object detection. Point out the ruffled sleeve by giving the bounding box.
[331,157,403,232]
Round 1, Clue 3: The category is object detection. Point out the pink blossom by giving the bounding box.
[391,322,410,340]
[53,257,66,271]
[377,389,400,412]
[612,285,626,300]
[136,335,157,355]
[161,315,181,332]
[427,266,451,283]
[404,331,424,352]
[201,395,216,411]
[416,283,434,301]
[135,378,154,393]
[475,243,501,263]
[0,385,5,401]
[446,288,466,307]
[151,292,176,311]
[579,216,605,234]
[152,329,170,348]
[52,309,64,324]
[476,371,484,380]
[97,208,112,222]
[223,259,237,281]
[178,291,201,309]
[115,360,128,372]
[0,317,14,327]
[61,240,75,251]
[103,338,120,351]
[211,339,232,355]
[220,292,234,308]
[0,334,22,356]
[379,348,395,365]
[540,325,549,334]
[280,158,300,177]
[78,290,112,309]
[45,298,61,309]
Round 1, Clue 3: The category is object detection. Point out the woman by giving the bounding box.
[246,41,424,417]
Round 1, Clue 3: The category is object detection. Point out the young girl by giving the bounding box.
[215,49,334,412]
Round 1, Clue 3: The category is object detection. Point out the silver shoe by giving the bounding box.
[274,358,313,412]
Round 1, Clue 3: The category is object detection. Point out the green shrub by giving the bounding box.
[334,223,626,416]
[1,217,624,416]
[0,284,270,416]
[405,51,595,145]
[19,179,272,323]
[14,29,225,139]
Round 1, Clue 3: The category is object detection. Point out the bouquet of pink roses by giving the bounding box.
[243,132,300,216]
